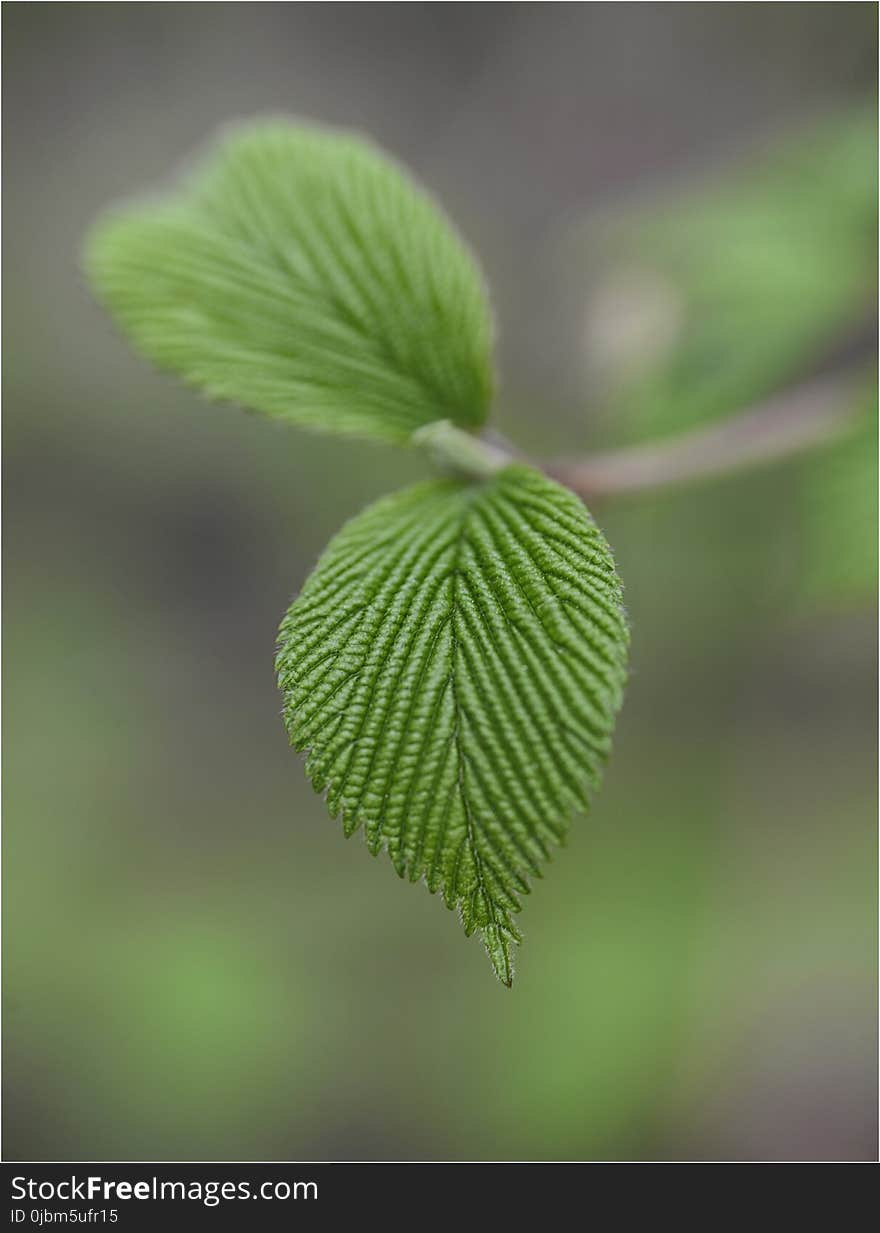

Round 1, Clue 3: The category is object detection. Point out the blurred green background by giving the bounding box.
[3,3,877,1161]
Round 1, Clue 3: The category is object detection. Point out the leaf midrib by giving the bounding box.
[445,485,504,950]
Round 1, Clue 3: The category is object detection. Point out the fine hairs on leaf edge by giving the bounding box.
[283,727,531,987]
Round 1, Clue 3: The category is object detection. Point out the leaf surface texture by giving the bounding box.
[85,122,494,442]
[277,465,628,983]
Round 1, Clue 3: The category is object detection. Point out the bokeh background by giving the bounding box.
[3,3,877,1161]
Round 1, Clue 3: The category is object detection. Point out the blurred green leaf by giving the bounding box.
[578,105,876,441]
[276,464,628,984]
[85,121,495,443]
[572,105,877,614]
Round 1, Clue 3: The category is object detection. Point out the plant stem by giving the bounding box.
[542,372,865,500]
[412,420,514,478]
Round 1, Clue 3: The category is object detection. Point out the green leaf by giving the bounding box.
[276,464,628,984]
[572,104,876,443]
[85,121,494,443]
